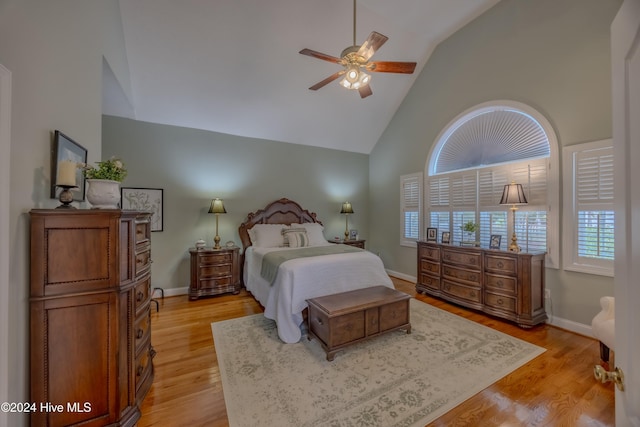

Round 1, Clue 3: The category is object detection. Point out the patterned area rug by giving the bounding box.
[211,299,545,427]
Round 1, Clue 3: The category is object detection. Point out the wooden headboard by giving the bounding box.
[238,198,323,252]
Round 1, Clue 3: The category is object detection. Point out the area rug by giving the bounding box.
[211,299,545,427]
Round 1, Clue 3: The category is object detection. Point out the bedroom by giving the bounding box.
[2,0,638,425]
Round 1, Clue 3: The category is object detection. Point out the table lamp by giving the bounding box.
[499,182,528,252]
[208,198,227,249]
[340,202,354,240]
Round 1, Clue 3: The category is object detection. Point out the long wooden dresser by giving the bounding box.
[30,209,155,426]
[417,241,546,328]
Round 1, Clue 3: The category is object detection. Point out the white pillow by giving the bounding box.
[283,228,309,248]
[291,223,327,246]
[249,224,289,247]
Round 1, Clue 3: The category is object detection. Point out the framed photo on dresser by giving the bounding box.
[441,231,451,244]
[426,227,437,242]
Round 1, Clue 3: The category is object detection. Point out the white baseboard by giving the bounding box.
[152,286,188,298]
[386,269,416,283]
[385,270,594,339]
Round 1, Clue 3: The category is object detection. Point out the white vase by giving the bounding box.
[86,179,121,209]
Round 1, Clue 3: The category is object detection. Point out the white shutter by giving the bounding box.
[563,139,614,276]
[401,173,422,246]
[451,173,477,207]
[428,176,449,207]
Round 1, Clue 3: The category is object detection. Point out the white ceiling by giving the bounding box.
[111,0,500,154]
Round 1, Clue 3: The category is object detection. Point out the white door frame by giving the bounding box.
[0,63,12,427]
[612,0,640,424]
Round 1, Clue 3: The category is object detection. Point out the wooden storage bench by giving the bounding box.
[307,286,412,361]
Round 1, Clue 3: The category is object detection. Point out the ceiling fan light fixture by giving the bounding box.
[345,65,360,83]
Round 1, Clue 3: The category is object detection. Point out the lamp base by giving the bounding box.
[508,233,521,253]
[214,234,221,250]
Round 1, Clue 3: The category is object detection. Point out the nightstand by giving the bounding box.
[189,247,240,300]
[328,239,366,249]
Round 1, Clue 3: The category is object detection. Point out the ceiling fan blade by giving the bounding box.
[309,70,345,91]
[358,85,373,99]
[367,61,417,74]
[357,31,388,61]
[299,48,341,64]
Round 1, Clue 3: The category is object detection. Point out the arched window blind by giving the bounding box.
[432,108,551,174]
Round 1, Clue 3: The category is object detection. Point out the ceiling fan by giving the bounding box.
[299,0,417,98]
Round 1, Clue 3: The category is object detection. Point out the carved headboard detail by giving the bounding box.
[238,198,323,253]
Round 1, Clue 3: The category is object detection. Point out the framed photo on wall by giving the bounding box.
[490,234,502,249]
[50,130,87,202]
[121,187,164,232]
[426,227,437,242]
[441,231,451,244]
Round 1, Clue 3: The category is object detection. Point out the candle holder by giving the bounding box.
[56,185,78,209]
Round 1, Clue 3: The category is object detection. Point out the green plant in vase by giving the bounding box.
[461,220,479,246]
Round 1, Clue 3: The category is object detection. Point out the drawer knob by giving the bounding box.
[137,291,144,302]
[137,329,144,339]
[137,366,144,376]
[497,298,504,305]
[316,318,323,326]
[497,280,503,288]
[497,261,504,268]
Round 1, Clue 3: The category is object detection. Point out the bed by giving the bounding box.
[239,198,394,343]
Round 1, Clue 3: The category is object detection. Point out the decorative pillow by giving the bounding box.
[283,228,309,248]
[249,224,289,247]
[291,223,327,246]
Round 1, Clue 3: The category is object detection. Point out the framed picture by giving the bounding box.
[121,187,164,232]
[441,231,451,244]
[426,227,437,242]
[50,130,87,202]
[349,229,358,240]
[490,234,502,250]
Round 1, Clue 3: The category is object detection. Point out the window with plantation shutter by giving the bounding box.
[563,139,614,276]
[425,101,559,267]
[400,173,422,246]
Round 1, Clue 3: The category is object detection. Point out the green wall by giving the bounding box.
[102,116,370,290]
[369,0,621,326]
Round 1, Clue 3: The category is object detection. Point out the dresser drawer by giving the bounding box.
[419,273,440,290]
[135,219,150,244]
[442,280,482,303]
[134,311,151,355]
[135,246,151,277]
[484,254,517,275]
[133,277,151,315]
[420,259,440,276]
[200,276,232,289]
[442,265,482,286]
[135,345,153,393]
[200,264,232,278]
[443,248,481,269]
[485,291,517,314]
[419,244,441,261]
[200,252,232,265]
[485,273,517,295]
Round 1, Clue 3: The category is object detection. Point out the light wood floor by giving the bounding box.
[138,278,615,427]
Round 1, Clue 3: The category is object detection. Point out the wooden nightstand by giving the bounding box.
[189,246,241,300]
[328,239,366,249]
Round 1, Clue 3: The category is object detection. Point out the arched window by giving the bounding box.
[425,100,559,267]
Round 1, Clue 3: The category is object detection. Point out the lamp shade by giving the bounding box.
[208,198,227,214]
[500,183,528,205]
[340,202,354,214]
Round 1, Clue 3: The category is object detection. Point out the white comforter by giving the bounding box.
[243,244,394,343]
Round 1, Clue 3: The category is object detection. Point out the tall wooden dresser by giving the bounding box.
[30,210,155,427]
[417,241,547,328]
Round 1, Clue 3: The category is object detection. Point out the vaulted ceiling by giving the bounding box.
[108,0,500,154]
